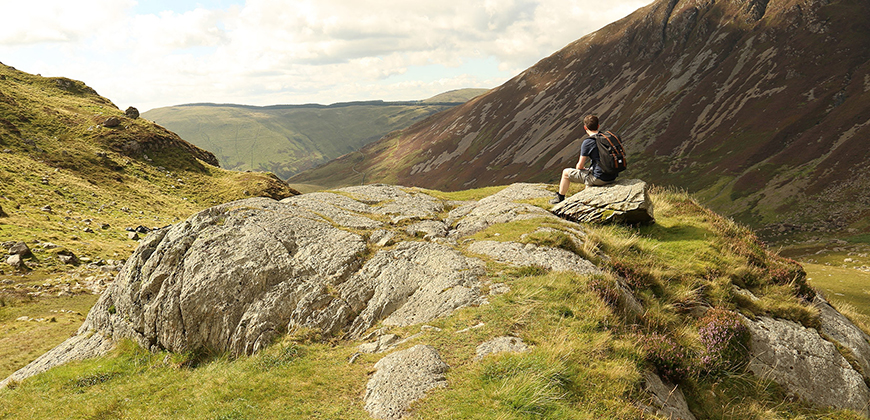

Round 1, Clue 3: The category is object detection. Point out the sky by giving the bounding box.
[0,0,650,112]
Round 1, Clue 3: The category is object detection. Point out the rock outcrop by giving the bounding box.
[551,179,654,224]
[364,345,449,420]
[3,183,576,388]
[745,315,870,416]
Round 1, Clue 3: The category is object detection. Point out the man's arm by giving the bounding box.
[576,155,589,170]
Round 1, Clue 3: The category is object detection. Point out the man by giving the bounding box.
[550,114,617,204]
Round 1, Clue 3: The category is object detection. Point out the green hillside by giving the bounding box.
[142,89,487,180]
[0,62,295,294]
[1,184,863,419]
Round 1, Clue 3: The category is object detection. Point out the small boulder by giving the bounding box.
[126,232,140,241]
[641,371,697,420]
[474,336,529,361]
[551,178,654,224]
[5,254,28,271]
[103,117,121,128]
[56,250,79,265]
[9,241,32,257]
[364,345,449,419]
[125,107,139,119]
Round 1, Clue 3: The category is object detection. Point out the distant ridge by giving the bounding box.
[143,88,488,179]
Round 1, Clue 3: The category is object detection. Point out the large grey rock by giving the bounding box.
[551,178,654,224]
[84,197,368,356]
[745,316,870,415]
[364,345,448,419]
[641,372,697,420]
[815,295,870,377]
[467,240,599,275]
[474,336,530,361]
[3,185,488,385]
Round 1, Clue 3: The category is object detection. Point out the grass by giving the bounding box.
[0,293,98,378]
[0,184,863,419]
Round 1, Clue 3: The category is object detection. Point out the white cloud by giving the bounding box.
[0,0,651,110]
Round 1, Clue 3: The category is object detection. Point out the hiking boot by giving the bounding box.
[549,195,564,204]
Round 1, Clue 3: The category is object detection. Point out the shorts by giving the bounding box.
[564,168,612,186]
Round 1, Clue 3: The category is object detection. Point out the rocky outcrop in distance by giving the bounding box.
[5,183,870,419]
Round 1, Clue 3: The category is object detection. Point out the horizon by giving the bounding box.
[0,0,650,112]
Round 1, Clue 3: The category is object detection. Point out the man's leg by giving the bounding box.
[552,168,583,204]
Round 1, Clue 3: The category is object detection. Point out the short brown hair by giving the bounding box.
[584,115,599,131]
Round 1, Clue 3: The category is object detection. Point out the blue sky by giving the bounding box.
[0,0,650,111]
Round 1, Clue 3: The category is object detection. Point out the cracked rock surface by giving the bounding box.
[551,178,654,224]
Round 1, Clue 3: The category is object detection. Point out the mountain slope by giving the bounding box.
[142,89,488,179]
[0,62,296,268]
[290,0,870,237]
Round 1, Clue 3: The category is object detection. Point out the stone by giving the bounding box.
[551,178,654,224]
[358,334,401,354]
[8,242,32,257]
[467,240,600,275]
[125,107,139,119]
[640,371,697,420]
[474,336,529,360]
[6,254,26,271]
[364,345,448,419]
[745,315,870,415]
[57,250,79,265]
[126,232,140,240]
[103,117,121,128]
[405,220,448,240]
[814,295,870,377]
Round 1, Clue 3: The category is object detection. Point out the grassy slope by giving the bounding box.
[142,100,479,180]
[0,63,297,379]
[0,185,863,419]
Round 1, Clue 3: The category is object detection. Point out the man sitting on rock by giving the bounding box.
[550,114,617,204]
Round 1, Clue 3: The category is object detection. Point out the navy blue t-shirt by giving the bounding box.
[580,134,617,182]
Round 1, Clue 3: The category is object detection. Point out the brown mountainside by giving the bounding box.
[291,0,870,236]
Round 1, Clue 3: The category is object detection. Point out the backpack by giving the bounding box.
[594,131,627,175]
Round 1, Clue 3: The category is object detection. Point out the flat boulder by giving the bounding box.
[551,178,654,224]
[364,345,448,419]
